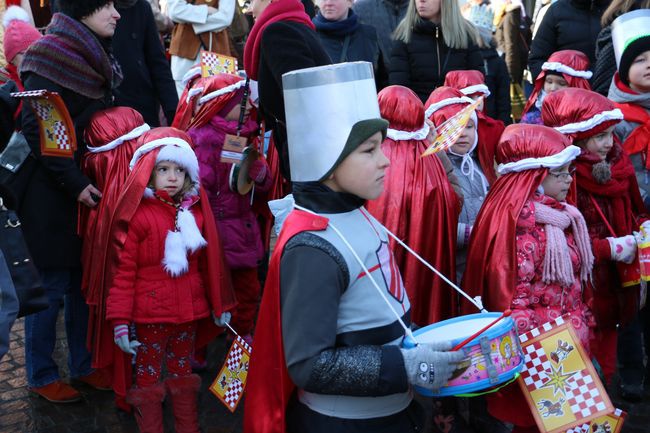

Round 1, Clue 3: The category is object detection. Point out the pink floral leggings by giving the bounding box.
[134,322,196,387]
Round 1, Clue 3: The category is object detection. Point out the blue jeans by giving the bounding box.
[24,268,92,387]
[0,250,19,360]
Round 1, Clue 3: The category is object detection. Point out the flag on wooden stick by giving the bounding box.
[210,334,252,412]
[200,51,238,77]
[422,97,482,156]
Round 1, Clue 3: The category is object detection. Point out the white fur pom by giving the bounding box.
[177,208,207,252]
[3,6,30,28]
[162,230,189,276]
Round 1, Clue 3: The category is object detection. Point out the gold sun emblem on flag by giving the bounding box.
[541,364,575,396]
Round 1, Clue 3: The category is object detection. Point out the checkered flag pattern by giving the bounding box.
[520,341,552,392]
[10,89,48,98]
[565,371,607,418]
[201,51,238,76]
[565,423,591,433]
[519,315,565,344]
[53,121,71,150]
[32,100,52,122]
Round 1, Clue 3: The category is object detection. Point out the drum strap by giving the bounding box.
[236,78,251,137]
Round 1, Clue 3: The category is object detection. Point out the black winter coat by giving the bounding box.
[389,20,485,102]
[315,23,388,89]
[258,21,331,180]
[481,47,512,125]
[19,72,110,269]
[0,80,19,149]
[527,0,608,79]
[113,0,178,126]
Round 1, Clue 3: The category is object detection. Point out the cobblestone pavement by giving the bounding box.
[1,314,649,432]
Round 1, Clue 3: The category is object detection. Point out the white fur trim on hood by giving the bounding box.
[497,145,581,175]
[425,96,474,119]
[181,66,201,87]
[553,109,623,135]
[87,123,150,153]
[460,84,491,97]
[197,80,246,106]
[542,62,593,79]
[130,137,200,183]
[386,122,430,141]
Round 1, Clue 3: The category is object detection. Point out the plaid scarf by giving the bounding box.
[20,13,122,100]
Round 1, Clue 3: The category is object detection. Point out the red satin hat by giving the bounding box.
[444,70,489,97]
[378,85,425,131]
[424,86,473,126]
[497,123,571,165]
[84,107,147,148]
[541,88,623,141]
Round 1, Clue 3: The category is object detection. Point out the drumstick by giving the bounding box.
[451,309,512,351]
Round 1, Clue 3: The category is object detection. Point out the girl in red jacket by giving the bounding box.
[106,127,235,433]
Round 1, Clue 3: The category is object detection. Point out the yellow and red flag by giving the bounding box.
[422,97,482,157]
[210,335,252,412]
[200,51,238,77]
[517,315,616,433]
[11,90,76,158]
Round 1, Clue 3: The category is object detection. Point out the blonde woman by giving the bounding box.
[389,0,483,102]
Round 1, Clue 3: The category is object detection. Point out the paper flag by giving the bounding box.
[517,315,613,433]
[210,335,252,412]
[565,408,627,433]
[11,90,77,158]
[422,97,482,157]
[200,51,238,77]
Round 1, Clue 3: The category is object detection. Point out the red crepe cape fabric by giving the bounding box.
[476,112,505,184]
[243,209,329,433]
[243,0,314,80]
[366,138,461,325]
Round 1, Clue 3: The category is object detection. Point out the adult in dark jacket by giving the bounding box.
[527,0,608,79]
[313,0,387,89]
[244,0,331,181]
[18,0,119,403]
[390,0,484,102]
[353,0,409,71]
[113,0,178,126]
[591,0,650,96]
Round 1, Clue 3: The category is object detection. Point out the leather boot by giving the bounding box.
[165,374,202,433]
[126,382,166,433]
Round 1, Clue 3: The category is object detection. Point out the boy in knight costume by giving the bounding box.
[243,62,465,433]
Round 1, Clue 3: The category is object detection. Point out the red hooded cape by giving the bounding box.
[243,209,329,433]
[521,50,592,118]
[366,85,461,325]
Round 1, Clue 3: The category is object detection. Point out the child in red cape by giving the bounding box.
[542,87,647,400]
[106,127,235,433]
[520,50,592,125]
[463,124,595,432]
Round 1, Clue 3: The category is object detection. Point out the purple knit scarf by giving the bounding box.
[20,13,121,99]
[534,201,594,288]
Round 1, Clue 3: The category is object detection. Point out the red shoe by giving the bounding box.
[30,381,82,403]
[76,369,112,391]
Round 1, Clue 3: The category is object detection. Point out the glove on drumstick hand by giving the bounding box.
[400,341,465,391]
[248,159,268,184]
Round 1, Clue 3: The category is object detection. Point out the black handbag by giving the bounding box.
[0,196,47,318]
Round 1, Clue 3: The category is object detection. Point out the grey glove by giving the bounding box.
[212,311,232,327]
[113,324,141,356]
[400,340,465,391]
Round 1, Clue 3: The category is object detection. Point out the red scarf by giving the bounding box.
[243,0,314,80]
[574,145,644,236]
[614,101,650,169]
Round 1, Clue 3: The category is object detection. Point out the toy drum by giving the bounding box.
[408,312,524,397]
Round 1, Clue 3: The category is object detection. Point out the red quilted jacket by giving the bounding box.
[106,194,214,324]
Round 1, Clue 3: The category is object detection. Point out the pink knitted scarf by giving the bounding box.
[534,201,593,287]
